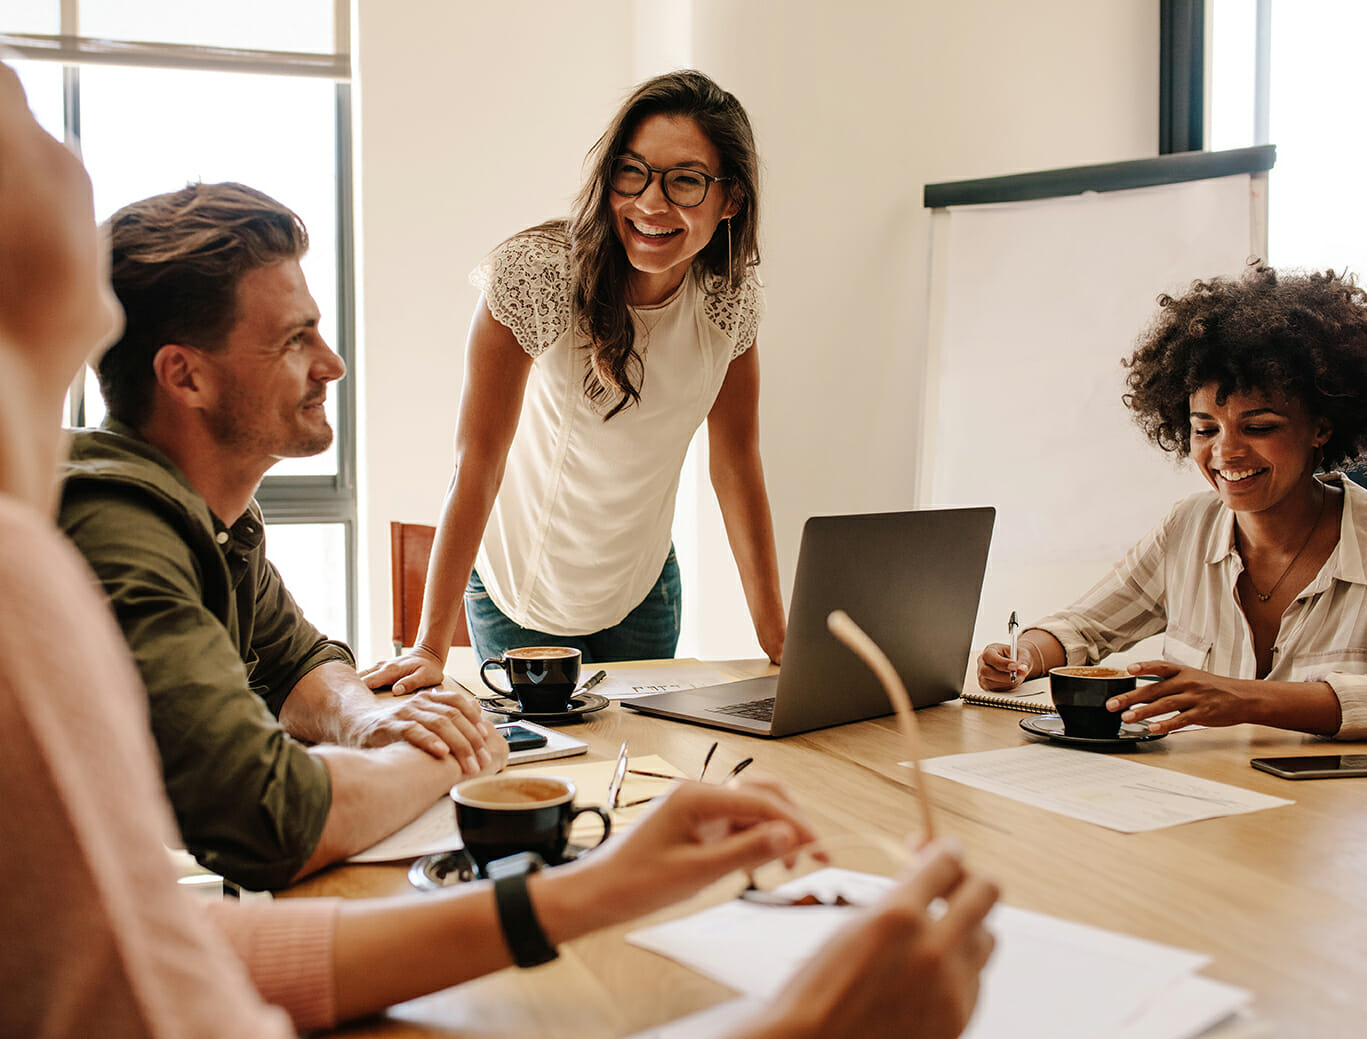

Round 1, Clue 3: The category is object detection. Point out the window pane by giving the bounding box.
[1265,2,1367,273]
[77,64,340,475]
[11,59,64,142]
[2,0,59,35]
[1209,0,1257,152]
[78,0,335,54]
[265,523,348,644]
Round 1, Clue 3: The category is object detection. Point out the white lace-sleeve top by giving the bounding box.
[468,230,764,634]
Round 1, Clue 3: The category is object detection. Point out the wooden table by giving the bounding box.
[288,660,1367,1038]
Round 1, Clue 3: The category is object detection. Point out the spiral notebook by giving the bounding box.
[960,678,1055,714]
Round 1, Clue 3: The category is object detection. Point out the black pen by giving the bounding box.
[1008,611,1020,681]
[579,669,607,694]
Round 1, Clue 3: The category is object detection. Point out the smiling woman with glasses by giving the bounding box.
[363,69,788,689]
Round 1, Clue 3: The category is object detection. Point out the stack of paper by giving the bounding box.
[626,868,1254,1039]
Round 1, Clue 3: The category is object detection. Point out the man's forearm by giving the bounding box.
[294,741,467,880]
[279,660,382,746]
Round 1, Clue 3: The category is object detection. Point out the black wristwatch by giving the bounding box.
[487,852,559,968]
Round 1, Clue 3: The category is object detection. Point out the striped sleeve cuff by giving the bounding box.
[206,897,341,1030]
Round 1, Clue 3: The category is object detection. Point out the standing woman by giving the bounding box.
[366,70,785,689]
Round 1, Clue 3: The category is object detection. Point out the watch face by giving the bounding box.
[484,850,546,880]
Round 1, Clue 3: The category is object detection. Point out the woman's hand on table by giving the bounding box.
[359,646,447,695]
[1110,661,1341,736]
[733,838,999,1039]
[546,780,816,930]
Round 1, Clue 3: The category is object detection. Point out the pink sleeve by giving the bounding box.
[206,898,341,1031]
[0,497,303,1038]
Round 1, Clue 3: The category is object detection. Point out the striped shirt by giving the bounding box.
[1030,473,1367,739]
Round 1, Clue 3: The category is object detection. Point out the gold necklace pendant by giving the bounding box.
[1245,485,1327,603]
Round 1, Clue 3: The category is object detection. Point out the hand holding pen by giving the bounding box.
[974,612,1046,692]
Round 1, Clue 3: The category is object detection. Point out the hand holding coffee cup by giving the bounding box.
[452,774,611,876]
[481,646,581,713]
[1048,666,1134,739]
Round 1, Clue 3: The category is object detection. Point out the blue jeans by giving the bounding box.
[465,548,682,665]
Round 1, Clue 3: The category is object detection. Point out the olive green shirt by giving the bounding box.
[59,421,351,890]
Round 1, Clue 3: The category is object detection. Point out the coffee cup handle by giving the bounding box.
[479,657,510,696]
[569,805,612,850]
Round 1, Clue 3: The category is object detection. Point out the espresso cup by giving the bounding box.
[1048,665,1135,739]
[451,774,611,875]
[480,646,582,713]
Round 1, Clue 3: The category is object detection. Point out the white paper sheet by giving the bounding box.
[919,744,1292,832]
[623,986,1255,1039]
[627,868,1253,1039]
[594,664,748,699]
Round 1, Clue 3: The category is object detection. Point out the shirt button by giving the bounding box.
[216,531,229,544]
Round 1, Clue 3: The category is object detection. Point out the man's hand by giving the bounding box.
[743,839,999,1039]
[360,647,448,695]
[358,688,507,774]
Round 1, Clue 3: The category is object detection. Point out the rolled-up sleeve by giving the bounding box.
[61,491,331,891]
[1326,673,1367,740]
[248,548,354,718]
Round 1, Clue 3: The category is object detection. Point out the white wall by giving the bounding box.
[353,0,1159,664]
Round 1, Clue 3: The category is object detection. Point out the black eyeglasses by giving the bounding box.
[609,155,729,208]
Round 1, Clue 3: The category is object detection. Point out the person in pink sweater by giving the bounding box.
[0,61,997,1039]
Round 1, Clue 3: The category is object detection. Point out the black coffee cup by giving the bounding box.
[1048,666,1135,739]
[451,774,611,875]
[480,646,582,713]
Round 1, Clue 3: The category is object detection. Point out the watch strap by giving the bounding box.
[491,854,558,968]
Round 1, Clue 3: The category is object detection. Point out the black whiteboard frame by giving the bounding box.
[923,145,1275,211]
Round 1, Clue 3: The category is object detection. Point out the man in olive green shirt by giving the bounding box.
[60,183,505,891]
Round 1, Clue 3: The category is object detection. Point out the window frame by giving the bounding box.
[4,9,359,647]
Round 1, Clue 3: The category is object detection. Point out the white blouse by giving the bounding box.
[1030,473,1367,739]
[469,230,763,634]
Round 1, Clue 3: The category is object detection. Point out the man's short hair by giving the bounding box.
[99,182,308,427]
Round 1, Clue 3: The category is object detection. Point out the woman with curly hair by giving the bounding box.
[976,264,1367,738]
[364,69,785,689]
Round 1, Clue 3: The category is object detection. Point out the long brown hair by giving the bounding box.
[566,70,761,419]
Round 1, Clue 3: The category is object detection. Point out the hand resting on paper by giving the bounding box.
[725,838,999,1039]
[1107,660,1342,737]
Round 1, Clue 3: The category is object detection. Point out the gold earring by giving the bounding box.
[726,218,733,286]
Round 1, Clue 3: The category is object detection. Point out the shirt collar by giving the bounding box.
[1333,473,1367,586]
[1201,473,1367,587]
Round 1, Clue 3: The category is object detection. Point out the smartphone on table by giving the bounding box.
[497,723,549,752]
[1250,754,1367,779]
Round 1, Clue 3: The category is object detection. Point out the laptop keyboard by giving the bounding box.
[709,696,776,721]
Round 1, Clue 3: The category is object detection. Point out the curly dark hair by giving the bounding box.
[1123,264,1367,470]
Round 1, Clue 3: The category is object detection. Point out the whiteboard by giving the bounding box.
[922,174,1264,652]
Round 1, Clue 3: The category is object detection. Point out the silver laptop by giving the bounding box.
[624,507,995,737]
